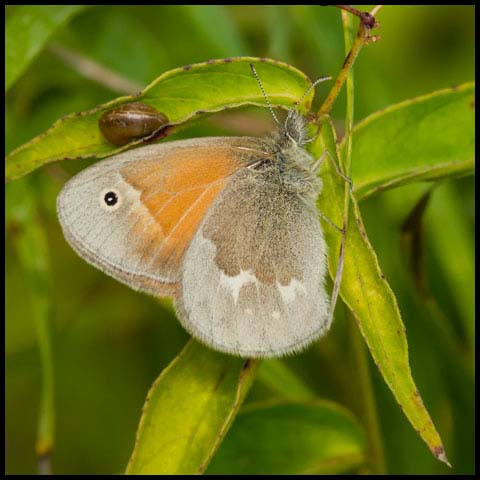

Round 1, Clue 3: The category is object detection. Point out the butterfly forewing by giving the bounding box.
[57,137,259,296]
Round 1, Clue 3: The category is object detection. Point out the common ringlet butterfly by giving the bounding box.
[57,63,333,358]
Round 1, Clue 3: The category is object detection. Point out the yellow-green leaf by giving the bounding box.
[314,116,449,466]
[126,340,259,474]
[5,57,313,181]
[347,83,475,200]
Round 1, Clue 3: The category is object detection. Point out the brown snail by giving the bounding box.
[99,102,169,146]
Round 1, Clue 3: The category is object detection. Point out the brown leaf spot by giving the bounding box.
[342,50,353,69]
[432,446,451,467]
[213,369,227,392]
[183,64,192,71]
[240,358,255,380]
[242,359,252,371]
[433,445,444,457]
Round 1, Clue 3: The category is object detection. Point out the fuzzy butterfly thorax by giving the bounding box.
[254,112,322,202]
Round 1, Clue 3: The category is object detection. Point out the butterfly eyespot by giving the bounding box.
[99,188,122,211]
[104,191,118,206]
[99,102,169,146]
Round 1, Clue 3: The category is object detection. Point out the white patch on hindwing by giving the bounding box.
[218,269,308,306]
[219,269,259,305]
[276,278,307,304]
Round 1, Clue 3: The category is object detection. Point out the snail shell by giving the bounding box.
[99,102,169,146]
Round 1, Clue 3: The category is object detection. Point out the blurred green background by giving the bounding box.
[5,5,474,475]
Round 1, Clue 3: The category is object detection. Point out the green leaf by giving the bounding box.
[206,400,366,474]
[347,83,475,200]
[314,116,449,466]
[5,57,313,181]
[5,5,87,92]
[126,340,259,474]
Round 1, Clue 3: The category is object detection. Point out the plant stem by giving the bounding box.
[14,179,56,475]
[317,6,379,118]
[322,6,386,473]
[34,295,55,475]
[349,314,387,474]
[48,43,142,95]
[341,8,386,474]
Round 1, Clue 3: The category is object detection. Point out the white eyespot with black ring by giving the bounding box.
[100,188,122,211]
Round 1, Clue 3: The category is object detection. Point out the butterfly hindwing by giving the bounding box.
[176,168,331,358]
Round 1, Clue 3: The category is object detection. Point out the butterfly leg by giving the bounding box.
[329,228,347,321]
[311,149,353,193]
[318,211,342,232]
[313,149,353,322]
[313,149,353,232]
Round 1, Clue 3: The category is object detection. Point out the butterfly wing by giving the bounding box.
[57,137,259,296]
[176,168,330,358]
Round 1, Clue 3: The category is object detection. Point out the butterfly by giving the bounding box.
[57,64,334,358]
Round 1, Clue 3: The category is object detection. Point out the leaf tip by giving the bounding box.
[433,445,451,468]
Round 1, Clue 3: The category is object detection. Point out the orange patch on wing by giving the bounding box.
[157,180,227,271]
[149,187,205,234]
[120,143,248,272]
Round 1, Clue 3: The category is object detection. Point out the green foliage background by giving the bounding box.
[5,5,474,475]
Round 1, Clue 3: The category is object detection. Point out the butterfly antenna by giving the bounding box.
[287,75,332,121]
[250,63,281,126]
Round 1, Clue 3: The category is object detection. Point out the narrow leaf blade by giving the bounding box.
[126,340,258,474]
[5,57,313,181]
[315,116,449,466]
[6,179,55,464]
